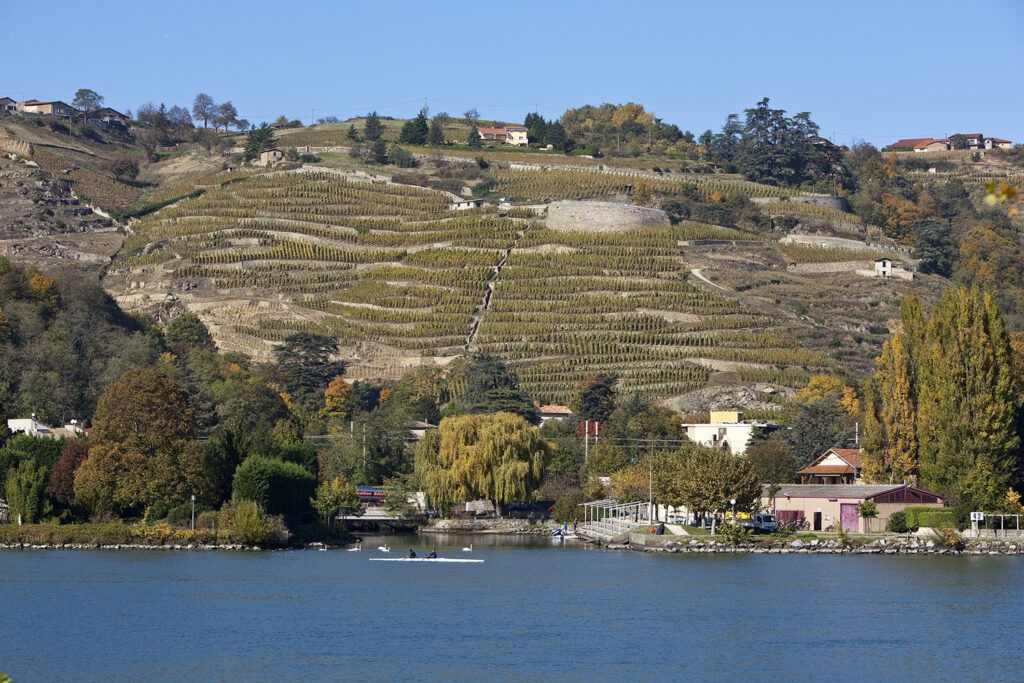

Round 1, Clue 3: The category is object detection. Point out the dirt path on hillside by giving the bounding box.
[465,224,530,352]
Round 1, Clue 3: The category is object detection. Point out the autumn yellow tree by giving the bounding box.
[794,375,861,415]
[632,179,654,206]
[320,377,352,419]
[862,295,924,484]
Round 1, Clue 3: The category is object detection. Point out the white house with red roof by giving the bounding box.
[477,125,529,147]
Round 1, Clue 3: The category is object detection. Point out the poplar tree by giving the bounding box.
[862,295,925,483]
[916,287,1018,511]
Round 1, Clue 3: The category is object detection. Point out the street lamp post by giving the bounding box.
[191,494,196,531]
[730,498,736,523]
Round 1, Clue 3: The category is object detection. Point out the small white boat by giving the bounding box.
[369,557,484,563]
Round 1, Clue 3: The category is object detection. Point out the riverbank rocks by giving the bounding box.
[423,518,551,534]
[607,536,1024,556]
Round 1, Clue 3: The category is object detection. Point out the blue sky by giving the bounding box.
[4,0,1022,148]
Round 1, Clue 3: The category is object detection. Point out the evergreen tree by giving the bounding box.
[371,138,388,163]
[913,219,955,276]
[398,110,429,145]
[916,287,1019,511]
[363,111,384,141]
[455,353,539,424]
[467,125,482,148]
[243,123,278,162]
[524,112,547,146]
[428,117,445,145]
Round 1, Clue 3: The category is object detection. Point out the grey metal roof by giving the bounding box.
[763,484,903,499]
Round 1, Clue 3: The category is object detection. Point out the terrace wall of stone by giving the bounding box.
[546,200,667,233]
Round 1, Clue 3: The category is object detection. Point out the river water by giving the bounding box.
[1,534,1021,682]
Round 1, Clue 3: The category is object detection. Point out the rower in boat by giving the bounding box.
[426,549,437,559]
[407,548,417,558]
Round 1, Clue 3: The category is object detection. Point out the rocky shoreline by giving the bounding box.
[421,518,553,534]
[608,535,1024,555]
[0,542,261,551]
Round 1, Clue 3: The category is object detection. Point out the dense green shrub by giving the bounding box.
[232,456,316,515]
[904,506,957,530]
[222,499,274,545]
[886,510,909,533]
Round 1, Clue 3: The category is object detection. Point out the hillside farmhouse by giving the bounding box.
[17,99,77,117]
[477,125,529,147]
[0,97,17,112]
[885,133,1013,152]
[83,107,129,124]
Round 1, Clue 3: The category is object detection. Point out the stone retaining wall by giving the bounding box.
[547,200,667,232]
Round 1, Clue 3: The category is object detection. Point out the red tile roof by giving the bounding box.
[831,448,862,467]
[887,138,931,149]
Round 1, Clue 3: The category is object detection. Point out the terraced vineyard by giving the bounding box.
[491,167,806,202]
[474,225,832,403]
[108,169,517,375]
[106,166,840,401]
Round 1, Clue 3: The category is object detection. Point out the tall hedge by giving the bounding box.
[904,506,957,530]
[232,456,315,516]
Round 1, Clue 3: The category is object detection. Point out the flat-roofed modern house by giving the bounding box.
[679,410,783,456]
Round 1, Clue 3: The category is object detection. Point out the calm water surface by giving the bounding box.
[1,535,1021,682]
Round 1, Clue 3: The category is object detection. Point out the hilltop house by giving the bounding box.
[18,100,77,117]
[476,125,529,147]
[85,107,129,124]
[765,483,944,533]
[0,97,17,112]
[679,410,783,456]
[886,133,1013,152]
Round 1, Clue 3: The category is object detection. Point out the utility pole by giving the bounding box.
[584,420,589,462]
[648,445,654,523]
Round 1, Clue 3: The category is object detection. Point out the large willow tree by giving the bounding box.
[414,412,550,516]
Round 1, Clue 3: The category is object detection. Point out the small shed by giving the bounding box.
[449,198,484,211]
[257,148,285,167]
